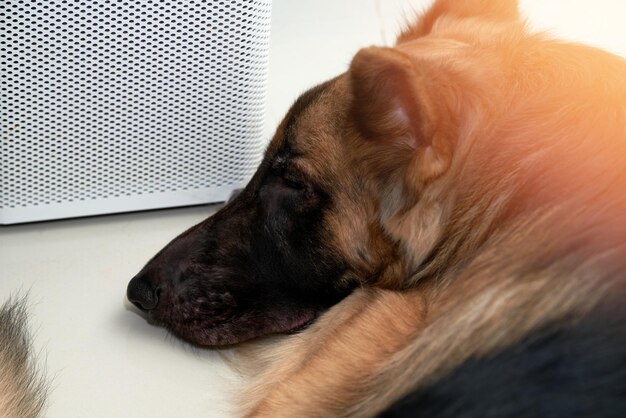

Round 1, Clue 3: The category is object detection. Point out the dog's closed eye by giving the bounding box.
[280,171,306,191]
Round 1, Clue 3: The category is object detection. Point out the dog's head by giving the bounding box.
[126,0,556,346]
[126,74,411,345]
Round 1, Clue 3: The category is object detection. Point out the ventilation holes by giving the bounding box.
[1,0,272,208]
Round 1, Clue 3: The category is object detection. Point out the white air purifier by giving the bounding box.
[1,0,272,224]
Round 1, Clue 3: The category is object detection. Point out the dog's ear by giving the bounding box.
[397,0,519,43]
[349,46,451,185]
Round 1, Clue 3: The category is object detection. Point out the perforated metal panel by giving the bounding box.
[0,0,272,224]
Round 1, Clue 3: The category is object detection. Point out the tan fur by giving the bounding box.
[397,0,520,43]
[234,0,626,416]
[0,297,47,418]
[242,270,602,417]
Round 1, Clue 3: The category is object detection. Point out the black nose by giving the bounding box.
[127,275,160,311]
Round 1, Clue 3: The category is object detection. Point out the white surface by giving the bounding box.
[1,0,270,224]
[1,1,625,417]
[0,185,240,225]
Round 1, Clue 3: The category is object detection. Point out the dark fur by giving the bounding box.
[382,299,626,418]
[127,82,356,346]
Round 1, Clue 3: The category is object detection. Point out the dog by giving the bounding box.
[0,297,47,418]
[127,0,626,416]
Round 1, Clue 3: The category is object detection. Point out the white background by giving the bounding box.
[1,1,625,417]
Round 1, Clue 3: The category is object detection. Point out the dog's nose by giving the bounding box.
[127,274,159,311]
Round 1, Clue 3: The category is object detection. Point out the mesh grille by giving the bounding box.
[0,0,271,210]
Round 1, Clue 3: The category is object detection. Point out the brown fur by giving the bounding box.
[235,0,626,416]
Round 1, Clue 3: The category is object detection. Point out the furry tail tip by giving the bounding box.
[0,297,48,418]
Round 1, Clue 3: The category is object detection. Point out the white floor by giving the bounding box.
[0,205,242,417]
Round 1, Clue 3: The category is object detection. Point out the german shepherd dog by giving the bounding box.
[126,0,626,416]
